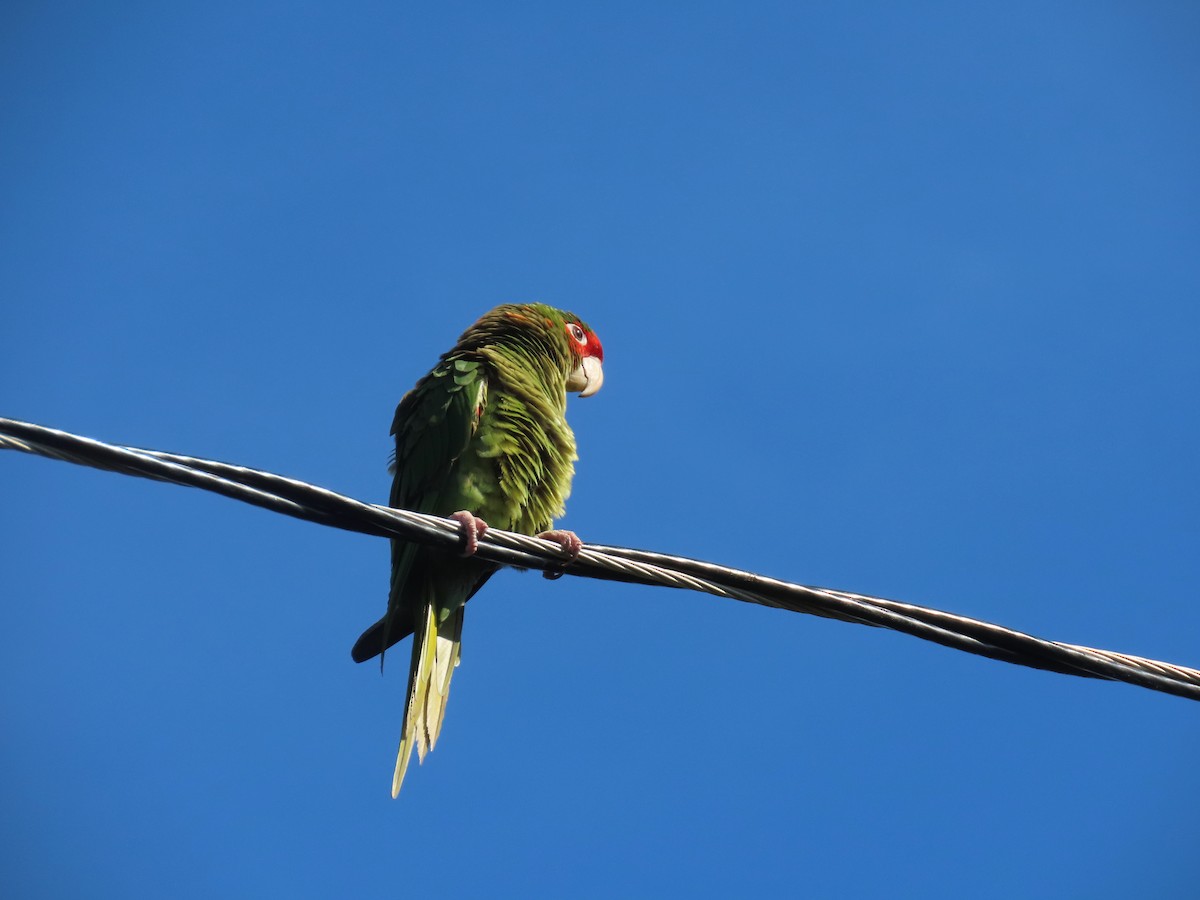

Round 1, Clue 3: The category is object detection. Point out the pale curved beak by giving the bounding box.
[567,356,604,397]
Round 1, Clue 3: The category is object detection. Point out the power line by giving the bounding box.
[3,415,1198,702]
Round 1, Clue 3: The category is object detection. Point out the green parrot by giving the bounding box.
[350,303,604,797]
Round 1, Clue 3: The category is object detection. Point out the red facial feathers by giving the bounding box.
[565,322,603,361]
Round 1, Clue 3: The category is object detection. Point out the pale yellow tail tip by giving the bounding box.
[391,741,414,798]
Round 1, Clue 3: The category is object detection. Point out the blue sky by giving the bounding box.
[3,2,1199,897]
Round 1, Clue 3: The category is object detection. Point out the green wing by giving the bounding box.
[355,355,489,666]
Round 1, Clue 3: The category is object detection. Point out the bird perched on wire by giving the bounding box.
[350,303,604,796]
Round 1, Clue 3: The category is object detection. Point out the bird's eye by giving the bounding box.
[568,323,587,344]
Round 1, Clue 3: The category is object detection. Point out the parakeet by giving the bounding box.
[351,303,604,797]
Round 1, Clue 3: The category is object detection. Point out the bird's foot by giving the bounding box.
[536,529,583,579]
[449,510,488,557]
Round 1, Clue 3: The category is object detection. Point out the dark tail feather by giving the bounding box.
[350,569,495,664]
[351,616,412,663]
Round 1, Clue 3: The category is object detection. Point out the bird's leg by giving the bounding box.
[449,510,488,557]
[536,529,583,579]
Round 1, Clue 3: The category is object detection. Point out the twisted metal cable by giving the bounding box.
[3,416,1198,702]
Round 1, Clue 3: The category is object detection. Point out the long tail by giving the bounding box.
[392,597,464,798]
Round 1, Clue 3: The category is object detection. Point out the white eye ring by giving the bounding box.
[569,324,586,344]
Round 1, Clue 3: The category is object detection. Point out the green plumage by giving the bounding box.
[351,303,603,796]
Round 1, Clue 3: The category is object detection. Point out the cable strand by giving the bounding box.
[3,416,1197,702]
